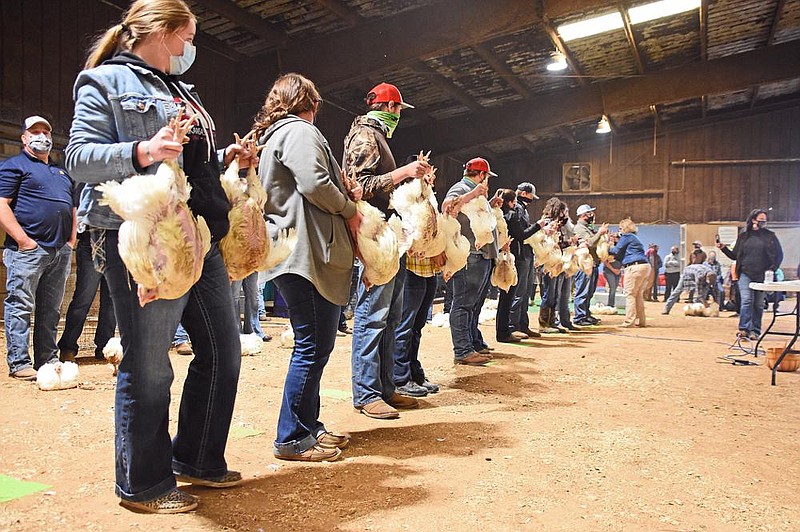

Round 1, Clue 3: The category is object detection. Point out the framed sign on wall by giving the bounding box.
[562,163,592,191]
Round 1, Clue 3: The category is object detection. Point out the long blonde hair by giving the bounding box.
[619,218,638,234]
[84,0,195,69]
[252,73,321,138]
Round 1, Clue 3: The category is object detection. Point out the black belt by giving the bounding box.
[625,260,648,266]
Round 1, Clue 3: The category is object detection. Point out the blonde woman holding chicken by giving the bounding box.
[66,0,254,513]
[254,73,362,462]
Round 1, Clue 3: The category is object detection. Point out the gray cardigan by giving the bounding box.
[258,116,356,305]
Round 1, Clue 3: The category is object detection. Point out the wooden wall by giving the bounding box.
[493,105,800,224]
[0,0,238,145]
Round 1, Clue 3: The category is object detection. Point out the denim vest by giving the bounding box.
[66,63,203,230]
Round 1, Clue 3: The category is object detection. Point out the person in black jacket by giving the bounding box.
[717,208,783,340]
[495,189,543,342]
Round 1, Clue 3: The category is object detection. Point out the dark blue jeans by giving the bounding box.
[394,271,436,386]
[101,231,241,502]
[449,254,491,359]
[272,274,339,455]
[58,234,116,358]
[604,271,621,307]
[573,266,599,322]
[351,257,406,407]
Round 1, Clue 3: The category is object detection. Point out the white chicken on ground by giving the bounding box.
[391,151,446,258]
[98,112,211,306]
[102,337,123,376]
[239,333,264,356]
[37,361,79,391]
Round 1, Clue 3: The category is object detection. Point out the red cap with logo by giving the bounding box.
[366,82,415,108]
[464,157,497,177]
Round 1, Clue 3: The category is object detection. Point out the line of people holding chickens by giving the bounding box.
[10,0,783,514]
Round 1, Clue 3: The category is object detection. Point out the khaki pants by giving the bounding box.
[622,263,651,327]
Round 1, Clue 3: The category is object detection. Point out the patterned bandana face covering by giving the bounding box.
[366,110,400,138]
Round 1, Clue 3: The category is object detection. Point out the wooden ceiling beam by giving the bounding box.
[271,0,542,88]
[408,62,483,112]
[699,0,708,62]
[619,4,645,74]
[392,39,800,156]
[193,0,288,47]
[314,0,361,27]
[472,43,530,98]
[541,17,587,87]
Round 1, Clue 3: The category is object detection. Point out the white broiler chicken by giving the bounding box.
[261,228,298,271]
[491,250,518,292]
[702,302,720,317]
[37,361,79,391]
[439,214,470,282]
[391,151,446,258]
[574,245,595,276]
[279,326,294,349]
[239,333,263,356]
[98,112,211,306]
[102,337,123,376]
[460,195,496,250]
[683,302,706,316]
[493,207,510,251]
[596,235,610,262]
[343,174,411,289]
[561,245,580,277]
[219,133,270,281]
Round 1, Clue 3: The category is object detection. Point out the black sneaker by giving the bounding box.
[418,380,440,393]
[395,382,428,397]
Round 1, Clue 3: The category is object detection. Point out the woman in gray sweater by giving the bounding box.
[255,73,362,462]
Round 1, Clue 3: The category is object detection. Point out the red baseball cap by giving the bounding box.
[464,157,497,177]
[366,82,414,109]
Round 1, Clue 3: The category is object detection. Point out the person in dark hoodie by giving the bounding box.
[717,208,783,340]
[66,0,256,514]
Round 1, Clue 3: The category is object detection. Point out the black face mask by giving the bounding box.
[587,215,595,224]
[757,220,767,229]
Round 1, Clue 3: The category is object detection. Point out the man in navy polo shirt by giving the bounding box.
[0,116,76,380]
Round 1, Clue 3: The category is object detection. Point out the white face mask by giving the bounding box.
[27,133,52,154]
[167,38,196,75]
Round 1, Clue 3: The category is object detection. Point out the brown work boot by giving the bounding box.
[455,352,491,366]
[356,399,399,419]
[274,445,342,462]
[316,431,350,449]
[387,392,419,409]
[10,367,37,381]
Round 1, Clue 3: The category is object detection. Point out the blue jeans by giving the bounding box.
[4,244,72,373]
[449,254,492,359]
[101,231,241,502]
[394,271,436,385]
[604,271,620,307]
[173,323,189,346]
[573,266,599,322]
[351,258,405,407]
[510,254,533,331]
[738,272,765,335]
[231,271,266,339]
[272,274,339,455]
[58,234,116,358]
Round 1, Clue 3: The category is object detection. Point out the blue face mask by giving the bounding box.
[167,39,196,75]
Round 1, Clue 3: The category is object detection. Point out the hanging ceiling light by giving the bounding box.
[596,115,611,134]
[546,51,568,71]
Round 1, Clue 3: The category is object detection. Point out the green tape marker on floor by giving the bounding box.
[320,389,351,400]
[0,474,51,503]
[229,426,264,439]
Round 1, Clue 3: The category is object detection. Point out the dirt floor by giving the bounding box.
[1,298,799,531]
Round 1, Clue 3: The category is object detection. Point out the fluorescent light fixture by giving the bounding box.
[596,115,611,134]
[628,0,701,24]
[558,12,623,42]
[546,51,568,71]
